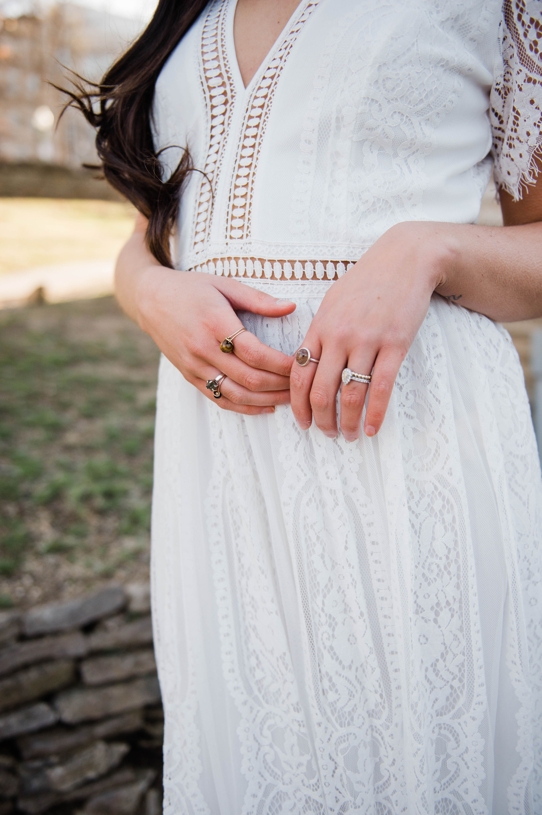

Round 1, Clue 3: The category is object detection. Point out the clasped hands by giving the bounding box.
[138,223,447,441]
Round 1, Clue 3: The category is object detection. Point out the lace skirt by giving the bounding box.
[151,280,542,815]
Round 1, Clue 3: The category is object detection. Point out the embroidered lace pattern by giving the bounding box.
[189,256,354,280]
[225,1,320,242]
[491,0,542,199]
[191,0,236,254]
[153,280,542,812]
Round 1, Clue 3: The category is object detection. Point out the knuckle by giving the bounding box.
[244,372,263,391]
[342,388,364,409]
[310,387,331,412]
[371,378,393,398]
[290,369,307,391]
[242,345,263,369]
[225,387,243,405]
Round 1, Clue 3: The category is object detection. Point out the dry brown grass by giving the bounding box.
[0,198,135,275]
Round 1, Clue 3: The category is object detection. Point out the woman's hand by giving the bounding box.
[136,266,296,415]
[290,222,451,440]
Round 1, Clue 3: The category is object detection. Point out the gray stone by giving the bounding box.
[24,587,126,637]
[0,660,74,714]
[79,770,154,815]
[0,632,87,677]
[48,740,129,793]
[126,583,151,615]
[81,649,156,686]
[18,711,143,759]
[17,768,138,814]
[88,616,153,653]
[0,703,58,741]
[19,740,129,795]
[55,676,161,724]
[0,611,21,647]
[0,766,18,798]
[61,768,139,803]
[144,789,161,815]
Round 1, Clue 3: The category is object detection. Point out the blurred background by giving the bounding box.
[0,0,159,612]
[1,2,542,812]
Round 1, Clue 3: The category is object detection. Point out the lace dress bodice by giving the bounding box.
[152,0,542,280]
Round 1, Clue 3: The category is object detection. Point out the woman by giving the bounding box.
[69,0,542,811]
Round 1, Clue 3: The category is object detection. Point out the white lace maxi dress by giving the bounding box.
[149,1,542,812]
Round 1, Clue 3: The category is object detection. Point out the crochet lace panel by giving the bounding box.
[491,0,542,199]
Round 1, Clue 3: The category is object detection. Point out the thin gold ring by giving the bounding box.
[220,327,246,354]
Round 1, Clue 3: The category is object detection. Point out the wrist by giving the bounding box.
[387,221,461,292]
[134,264,172,334]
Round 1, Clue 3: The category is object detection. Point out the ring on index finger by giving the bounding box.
[295,347,320,367]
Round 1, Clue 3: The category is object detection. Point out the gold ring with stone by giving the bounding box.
[341,368,372,385]
[220,328,246,353]
[295,347,320,367]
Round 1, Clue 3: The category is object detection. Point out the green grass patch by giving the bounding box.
[0,296,159,590]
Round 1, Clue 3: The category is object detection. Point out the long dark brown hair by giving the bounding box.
[59,0,209,267]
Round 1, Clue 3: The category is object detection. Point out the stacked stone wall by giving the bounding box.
[0,586,162,815]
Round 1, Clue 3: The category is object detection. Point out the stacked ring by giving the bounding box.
[341,368,372,385]
[220,328,246,354]
[206,373,226,399]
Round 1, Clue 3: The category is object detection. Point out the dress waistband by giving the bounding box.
[188,256,356,282]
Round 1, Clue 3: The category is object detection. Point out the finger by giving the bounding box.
[214,277,297,318]
[207,350,291,392]
[339,354,376,442]
[191,376,277,416]
[290,337,322,429]
[309,346,345,438]
[220,379,290,407]
[363,348,404,436]
[231,331,294,377]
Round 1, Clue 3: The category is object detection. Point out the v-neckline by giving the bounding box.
[226,0,309,97]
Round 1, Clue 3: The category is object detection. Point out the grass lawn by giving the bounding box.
[0,295,159,609]
[0,198,136,275]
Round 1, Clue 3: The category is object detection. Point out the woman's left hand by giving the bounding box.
[290,222,452,441]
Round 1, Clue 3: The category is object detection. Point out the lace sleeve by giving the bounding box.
[490,0,542,199]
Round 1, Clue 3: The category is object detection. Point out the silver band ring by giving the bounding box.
[295,347,320,367]
[220,327,246,353]
[206,373,226,396]
[342,368,372,386]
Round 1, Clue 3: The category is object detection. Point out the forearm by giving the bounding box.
[114,223,164,326]
[409,220,542,323]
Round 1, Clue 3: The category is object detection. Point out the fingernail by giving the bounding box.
[263,407,275,414]
[324,432,337,439]
[344,434,358,443]
[297,420,311,430]
[276,299,295,306]
[365,425,376,437]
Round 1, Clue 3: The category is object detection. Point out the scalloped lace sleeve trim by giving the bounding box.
[490,0,542,200]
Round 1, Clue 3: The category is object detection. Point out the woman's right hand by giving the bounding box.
[136,265,296,415]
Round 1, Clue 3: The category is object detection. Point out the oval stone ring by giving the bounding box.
[295,347,320,367]
[220,327,246,353]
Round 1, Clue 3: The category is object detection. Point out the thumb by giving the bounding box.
[215,277,297,316]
